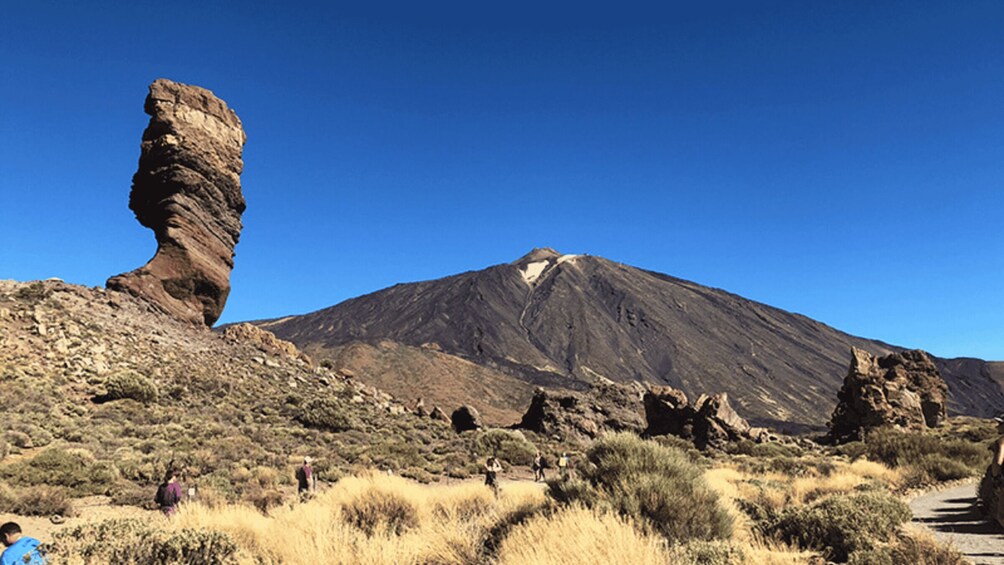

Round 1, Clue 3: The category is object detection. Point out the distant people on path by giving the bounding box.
[296,456,317,500]
[532,452,546,482]
[484,456,503,496]
[155,468,183,517]
[0,522,47,565]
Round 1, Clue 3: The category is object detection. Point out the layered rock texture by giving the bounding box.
[644,386,763,449]
[108,79,246,326]
[515,385,645,441]
[828,348,949,442]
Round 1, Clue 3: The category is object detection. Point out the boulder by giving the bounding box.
[515,384,645,442]
[107,79,246,326]
[429,406,450,422]
[644,385,757,449]
[828,348,948,442]
[451,405,482,432]
[222,323,311,364]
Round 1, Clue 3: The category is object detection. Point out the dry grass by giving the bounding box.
[710,458,903,513]
[169,474,548,565]
[495,505,670,565]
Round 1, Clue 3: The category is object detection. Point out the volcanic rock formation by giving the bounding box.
[828,348,949,442]
[222,323,312,365]
[252,249,1004,428]
[107,79,247,326]
[515,385,645,441]
[644,386,762,449]
[451,405,483,432]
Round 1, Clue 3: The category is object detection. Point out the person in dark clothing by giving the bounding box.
[296,456,316,500]
[1,522,46,565]
[531,452,546,482]
[155,468,183,517]
[484,456,502,496]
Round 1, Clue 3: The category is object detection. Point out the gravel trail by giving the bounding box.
[910,482,1004,564]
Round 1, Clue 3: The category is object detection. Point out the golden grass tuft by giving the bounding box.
[167,473,550,564]
[495,505,671,565]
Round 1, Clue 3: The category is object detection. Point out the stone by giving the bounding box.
[414,398,428,417]
[451,405,483,432]
[828,348,948,442]
[107,79,246,326]
[222,323,312,364]
[429,406,450,422]
[515,385,644,441]
[643,385,756,450]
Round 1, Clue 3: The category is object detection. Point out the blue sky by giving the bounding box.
[1,2,1002,359]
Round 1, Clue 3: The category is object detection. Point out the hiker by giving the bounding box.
[0,522,46,565]
[558,452,571,479]
[484,456,503,496]
[991,417,1004,525]
[532,451,546,482]
[296,456,316,500]
[155,468,183,517]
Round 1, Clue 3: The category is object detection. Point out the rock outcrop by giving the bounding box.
[644,386,761,449]
[222,323,311,365]
[515,385,645,441]
[107,79,246,326]
[828,348,948,442]
[451,405,483,432]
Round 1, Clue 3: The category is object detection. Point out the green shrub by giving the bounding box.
[670,540,748,564]
[547,433,732,542]
[860,428,986,483]
[0,447,119,496]
[52,519,238,564]
[342,489,419,536]
[771,491,911,562]
[295,397,355,432]
[472,429,537,466]
[0,484,74,517]
[101,371,158,403]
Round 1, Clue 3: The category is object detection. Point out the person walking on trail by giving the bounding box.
[155,468,183,517]
[558,452,571,479]
[532,451,546,482]
[1,522,47,565]
[484,456,503,496]
[990,416,1004,525]
[296,456,317,500]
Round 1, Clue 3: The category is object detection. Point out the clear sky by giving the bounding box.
[1,2,1001,360]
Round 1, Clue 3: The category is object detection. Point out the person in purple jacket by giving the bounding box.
[155,468,183,517]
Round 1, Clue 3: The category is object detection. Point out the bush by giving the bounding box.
[0,447,119,496]
[472,429,537,466]
[547,433,732,542]
[669,540,747,564]
[342,488,419,536]
[860,428,986,484]
[52,519,239,565]
[771,491,911,562]
[0,484,74,517]
[100,371,158,403]
[295,397,355,432]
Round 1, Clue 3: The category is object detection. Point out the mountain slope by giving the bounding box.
[257,249,1004,429]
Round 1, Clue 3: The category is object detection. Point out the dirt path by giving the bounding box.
[910,482,1004,564]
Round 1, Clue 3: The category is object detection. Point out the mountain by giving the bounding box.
[255,248,1004,431]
